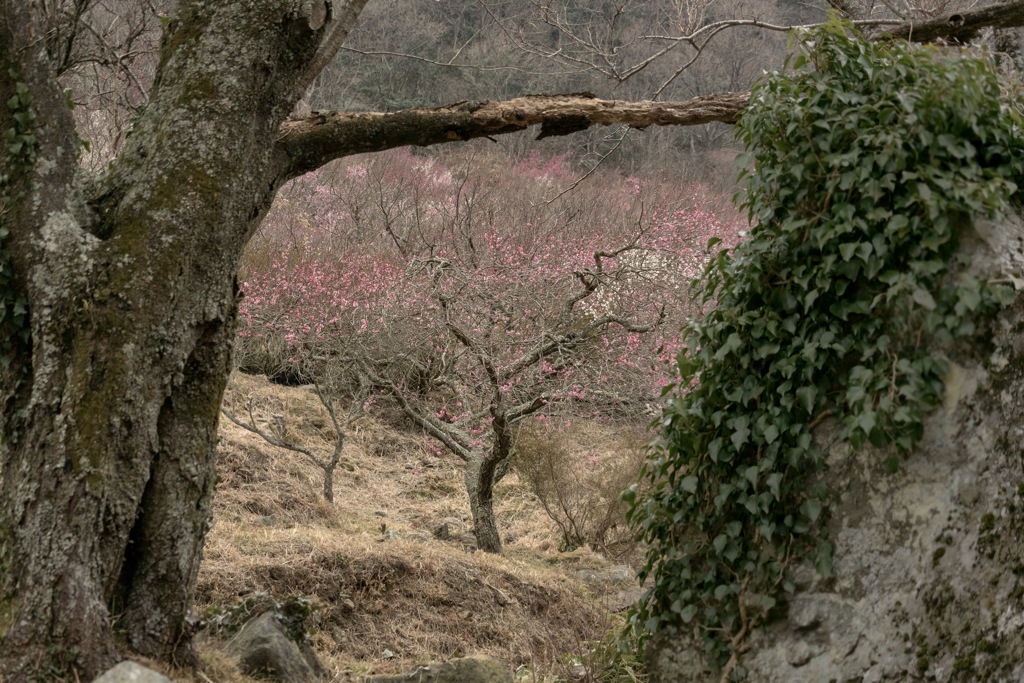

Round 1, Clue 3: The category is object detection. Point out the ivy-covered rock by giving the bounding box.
[628,21,1024,680]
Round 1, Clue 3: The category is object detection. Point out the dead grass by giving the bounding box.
[195,372,638,681]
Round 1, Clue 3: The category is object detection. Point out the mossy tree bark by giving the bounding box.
[3,0,1024,679]
[0,1,322,678]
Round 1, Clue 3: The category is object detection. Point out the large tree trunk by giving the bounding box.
[0,2,322,678]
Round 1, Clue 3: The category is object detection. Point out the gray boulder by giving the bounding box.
[572,564,633,584]
[432,517,467,540]
[226,611,325,681]
[91,661,173,683]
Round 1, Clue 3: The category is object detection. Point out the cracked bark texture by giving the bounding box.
[0,1,322,678]
[274,92,751,181]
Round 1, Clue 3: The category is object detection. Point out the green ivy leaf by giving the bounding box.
[743,465,759,487]
[795,386,817,414]
[730,419,750,452]
[912,287,937,310]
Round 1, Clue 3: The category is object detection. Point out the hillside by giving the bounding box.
[188,371,647,681]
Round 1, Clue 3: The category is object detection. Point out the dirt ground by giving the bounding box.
[184,372,646,682]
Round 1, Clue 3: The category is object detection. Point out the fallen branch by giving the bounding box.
[275,92,749,181]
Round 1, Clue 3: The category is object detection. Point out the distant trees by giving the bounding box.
[221,377,368,504]
[323,0,800,168]
[237,147,739,552]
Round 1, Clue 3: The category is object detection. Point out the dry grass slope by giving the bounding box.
[188,372,641,682]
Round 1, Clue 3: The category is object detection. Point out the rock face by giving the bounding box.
[226,611,325,681]
[573,564,643,613]
[648,217,1024,682]
[364,655,513,683]
[91,662,173,683]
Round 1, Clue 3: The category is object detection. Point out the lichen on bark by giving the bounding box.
[0,1,326,677]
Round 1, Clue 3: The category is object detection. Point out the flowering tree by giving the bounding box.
[238,147,740,552]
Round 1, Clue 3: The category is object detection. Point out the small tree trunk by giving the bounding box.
[465,453,504,553]
[323,465,335,504]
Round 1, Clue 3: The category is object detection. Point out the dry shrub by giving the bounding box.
[233,329,299,384]
[513,422,647,558]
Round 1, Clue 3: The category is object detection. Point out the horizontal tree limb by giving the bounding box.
[274,0,1024,182]
[274,92,750,181]
[876,0,1024,44]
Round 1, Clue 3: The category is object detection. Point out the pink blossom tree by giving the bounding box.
[238,145,740,552]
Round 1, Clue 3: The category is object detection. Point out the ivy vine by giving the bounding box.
[1,68,36,441]
[625,21,1023,676]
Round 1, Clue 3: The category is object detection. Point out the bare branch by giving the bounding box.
[298,0,372,92]
[503,312,659,384]
[538,125,630,205]
[558,230,645,327]
[640,17,901,46]
[314,376,368,433]
[507,393,555,423]
[221,402,327,470]
[876,1,1024,42]
[357,359,475,461]
[427,259,503,402]
[338,45,578,76]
